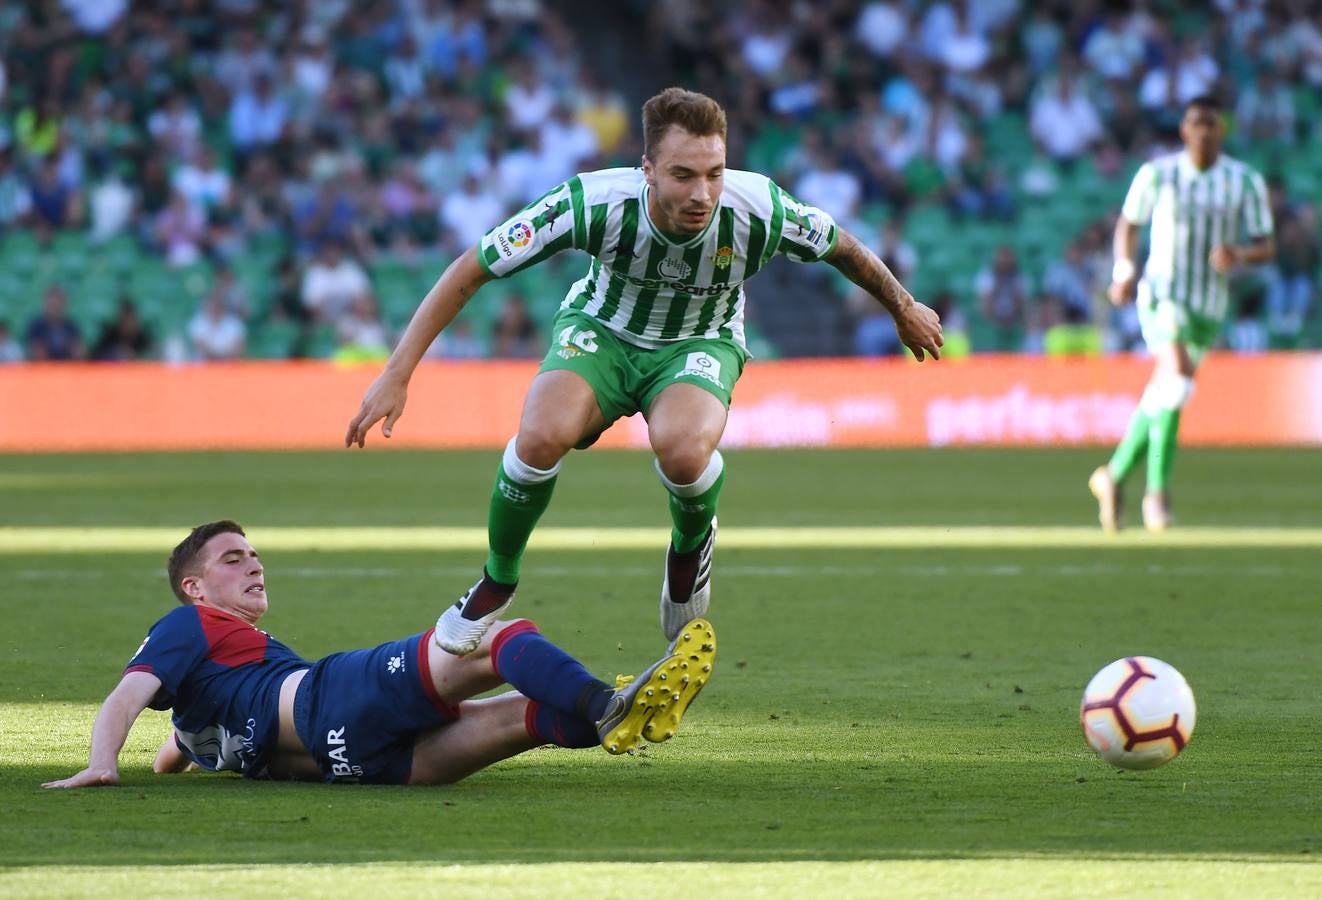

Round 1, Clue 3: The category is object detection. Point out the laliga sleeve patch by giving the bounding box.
[495,219,536,261]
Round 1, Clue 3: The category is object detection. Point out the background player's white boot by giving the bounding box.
[1088,466,1122,533]
[1142,492,1172,532]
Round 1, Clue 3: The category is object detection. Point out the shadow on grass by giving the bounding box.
[5,753,1316,867]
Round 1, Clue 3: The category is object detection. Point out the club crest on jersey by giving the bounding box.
[712,246,734,270]
[658,256,692,280]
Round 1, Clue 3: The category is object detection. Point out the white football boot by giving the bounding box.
[659,518,716,641]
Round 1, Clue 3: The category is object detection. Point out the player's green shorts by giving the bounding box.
[539,308,749,425]
[1137,288,1221,364]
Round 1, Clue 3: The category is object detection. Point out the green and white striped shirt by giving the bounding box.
[477,167,839,349]
[1120,151,1273,322]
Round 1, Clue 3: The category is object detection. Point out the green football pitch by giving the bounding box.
[2,448,1319,898]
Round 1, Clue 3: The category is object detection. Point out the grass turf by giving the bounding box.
[2,448,1319,894]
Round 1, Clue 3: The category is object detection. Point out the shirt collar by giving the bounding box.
[1178,151,1222,179]
[639,181,718,248]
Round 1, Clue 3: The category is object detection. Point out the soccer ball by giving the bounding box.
[1080,656,1196,770]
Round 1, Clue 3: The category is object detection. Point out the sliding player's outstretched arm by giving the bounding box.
[42,671,162,789]
[825,227,943,361]
[345,247,493,447]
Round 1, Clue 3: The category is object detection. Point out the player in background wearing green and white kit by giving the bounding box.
[1090,96,1274,532]
[347,88,943,653]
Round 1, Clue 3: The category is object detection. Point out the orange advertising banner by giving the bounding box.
[1,353,1319,452]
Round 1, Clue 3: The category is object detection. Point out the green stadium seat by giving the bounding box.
[176,262,214,302]
[0,229,39,259]
[305,322,338,359]
[97,234,141,273]
[247,319,301,359]
[228,258,274,316]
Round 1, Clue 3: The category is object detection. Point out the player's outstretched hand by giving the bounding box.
[42,767,119,789]
[895,300,943,361]
[345,373,409,448]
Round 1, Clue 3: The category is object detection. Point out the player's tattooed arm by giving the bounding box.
[825,227,944,361]
[825,227,914,318]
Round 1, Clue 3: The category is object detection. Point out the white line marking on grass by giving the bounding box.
[0,859,1317,898]
[11,563,1293,581]
[2,525,1321,554]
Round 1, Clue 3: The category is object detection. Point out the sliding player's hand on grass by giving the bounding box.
[895,300,943,362]
[43,766,119,789]
[345,374,409,448]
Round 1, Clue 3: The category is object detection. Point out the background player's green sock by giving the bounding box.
[656,450,725,554]
[1146,409,1181,493]
[486,438,559,585]
[1108,405,1151,483]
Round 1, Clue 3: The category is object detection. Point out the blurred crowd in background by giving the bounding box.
[0,0,1318,364]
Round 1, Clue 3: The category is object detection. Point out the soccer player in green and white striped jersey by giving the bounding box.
[347,88,942,653]
[1089,96,1275,532]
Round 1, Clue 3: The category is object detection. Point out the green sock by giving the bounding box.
[659,451,725,554]
[485,442,559,585]
[1146,408,1181,493]
[1108,405,1152,483]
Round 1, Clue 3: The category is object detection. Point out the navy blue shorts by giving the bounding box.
[293,629,458,784]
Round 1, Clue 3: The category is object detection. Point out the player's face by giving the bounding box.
[643,126,726,235]
[187,533,267,623]
[1179,106,1223,164]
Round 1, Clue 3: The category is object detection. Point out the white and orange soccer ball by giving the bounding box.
[1080,656,1197,770]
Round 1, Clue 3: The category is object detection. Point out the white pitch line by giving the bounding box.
[1,525,1321,554]
[13,562,1292,581]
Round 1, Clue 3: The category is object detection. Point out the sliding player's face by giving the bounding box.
[184,532,267,622]
[644,126,726,235]
[1180,106,1223,162]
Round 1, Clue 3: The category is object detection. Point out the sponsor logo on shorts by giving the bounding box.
[658,256,693,280]
[555,325,599,359]
[387,653,405,674]
[674,351,723,387]
[326,726,363,778]
[712,246,734,270]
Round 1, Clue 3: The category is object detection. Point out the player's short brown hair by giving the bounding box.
[167,520,246,604]
[642,87,727,158]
